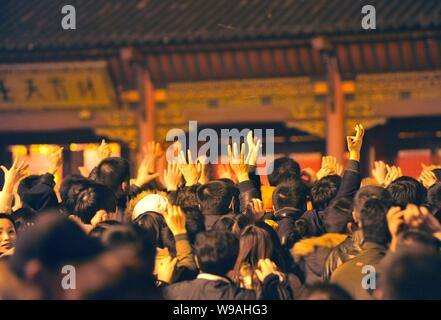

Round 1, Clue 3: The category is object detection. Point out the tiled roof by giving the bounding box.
[1,0,440,51]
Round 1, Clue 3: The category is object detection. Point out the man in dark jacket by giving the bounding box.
[163,230,293,300]
[331,198,391,299]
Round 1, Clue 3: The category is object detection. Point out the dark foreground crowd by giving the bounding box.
[1,124,441,300]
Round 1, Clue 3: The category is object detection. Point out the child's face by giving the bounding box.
[0,218,16,255]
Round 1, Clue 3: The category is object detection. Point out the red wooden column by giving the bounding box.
[139,68,156,147]
[325,55,345,164]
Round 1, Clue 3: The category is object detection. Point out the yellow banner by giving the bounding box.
[0,61,117,110]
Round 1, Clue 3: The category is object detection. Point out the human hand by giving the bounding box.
[1,158,29,193]
[317,156,343,180]
[248,198,265,221]
[178,149,202,187]
[420,169,438,189]
[387,206,405,240]
[49,147,63,175]
[371,160,387,186]
[164,205,187,236]
[134,157,160,187]
[245,130,262,166]
[255,258,279,283]
[346,124,365,161]
[97,139,112,162]
[163,162,182,191]
[384,165,403,186]
[198,155,209,185]
[228,142,249,183]
[156,255,178,284]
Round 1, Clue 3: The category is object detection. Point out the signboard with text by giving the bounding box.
[0,61,118,110]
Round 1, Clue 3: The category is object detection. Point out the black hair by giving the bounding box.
[89,220,122,240]
[10,213,102,279]
[17,175,40,199]
[304,283,352,300]
[174,185,199,209]
[73,183,117,224]
[311,175,341,211]
[132,211,167,248]
[17,175,58,212]
[182,207,206,244]
[10,207,36,232]
[272,180,309,212]
[354,186,393,213]
[268,157,301,186]
[95,157,130,193]
[380,250,441,299]
[395,229,441,253]
[322,197,354,234]
[428,182,441,218]
[212,214,251,236]
[0,213,16,231]
[387,176,427,209]
[194,230,239,276]
[359,198,391,245]
[196,181,234,215]
[432,168,441,181]
[217,178,240,214]
[60,176,93,215]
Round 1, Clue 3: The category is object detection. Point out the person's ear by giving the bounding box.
[347,222,355,235]
[121,181,129,193]
[352,210,359,224]
[229,198,234,211]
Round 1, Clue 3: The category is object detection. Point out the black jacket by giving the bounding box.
[273,207,304,248]
[163,273,293,300]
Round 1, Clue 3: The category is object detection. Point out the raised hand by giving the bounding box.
[420,169,438,189]
[217,163,237,183]
[228,142,249,183]
[245,130,262,166]
[97,139,112,162]
[249,198,265,221]
[49,147,64,175]
[384,165,403,186]
[164,205,187,236]
[134,156,160,188]
[371,160,387,185]
[346,124,365,161]
[177,149,202,187]
[163,162,182,191]
[255,258,279,283]
[1,158,29,193]
[317,156,343,180]
[156,255,178,284]
[143,141,164,173]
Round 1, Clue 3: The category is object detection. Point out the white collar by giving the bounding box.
[197,273,231,283]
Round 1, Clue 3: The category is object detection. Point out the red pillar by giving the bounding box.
[325,56,345,164]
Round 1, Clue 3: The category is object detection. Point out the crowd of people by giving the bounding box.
[0,124,441,300]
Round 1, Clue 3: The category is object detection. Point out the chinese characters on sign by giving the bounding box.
[0,62,117,110]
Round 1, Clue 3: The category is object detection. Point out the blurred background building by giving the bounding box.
[0,0,440,178]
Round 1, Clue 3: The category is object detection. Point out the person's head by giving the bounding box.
[174,185,200,209]
[353,186,392,225]
[310,175,341,212]
[322,197,354,234]
[18,175,58,212]
[379,250,441,300]
[272,180,309,213]
[95,157,130,200]
[182,207,206,244]
[234,224,273,272]
[428,182,441,217]
[197,181,234,215]
[131,193,168,221]
[60,175,92,214]
[387,176,427,209]
[432,168,441,181]
[395,229,441,254]
[0,214,17,256]
[11,207,37,232]
[73,183,117,225]
[304,283,352,300]
[212,214,251,236]
[268,157,301,186]
[89,220,122,241]
[10,212,101,298]
[359,198,391,245]
[132,211,167,248]
[194,230,239,276]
